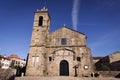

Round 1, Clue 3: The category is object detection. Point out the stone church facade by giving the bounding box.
[26,7,93,77]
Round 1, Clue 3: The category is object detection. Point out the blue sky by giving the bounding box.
[0,0,120,59]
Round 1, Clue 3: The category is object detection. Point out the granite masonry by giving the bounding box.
[26,7,94,77]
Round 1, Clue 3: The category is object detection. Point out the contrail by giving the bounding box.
[72,0,80,30]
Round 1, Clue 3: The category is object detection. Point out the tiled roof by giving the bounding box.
[0,55,10,60]
[8,54,20,59]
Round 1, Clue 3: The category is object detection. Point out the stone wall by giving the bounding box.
[26,7,93,77]
[0,69,16,80]
[109,52,120,63]
[26,27,93,76]
[15,76,120,80]
[47,27,86,46]
[99,71,120,78]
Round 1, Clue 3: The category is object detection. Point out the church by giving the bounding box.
[26,7,93,77]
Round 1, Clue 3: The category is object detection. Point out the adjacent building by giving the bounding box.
[26,7,94,77]
[108,51,120,63]
[93,57,104,64]
[0,55,11,69]
[8,54,26,67]
[0,54,26,69]
[95,51,120,71]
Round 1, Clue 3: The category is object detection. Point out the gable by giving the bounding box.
[49,27,86,36]
[47,27,86,46]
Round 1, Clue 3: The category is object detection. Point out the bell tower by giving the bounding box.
[26,7,50,76]
[31,7,50,46]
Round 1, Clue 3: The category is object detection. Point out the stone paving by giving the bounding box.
[15,76,120,80]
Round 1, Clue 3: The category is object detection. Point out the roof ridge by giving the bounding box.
[50,26,86,36]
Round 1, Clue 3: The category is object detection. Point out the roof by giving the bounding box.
[50,26,86,36]
[93,57,104,60]
[0,55,10,60]
[8,54,20,59]
[63,26,86,35]
[105,51,120,57]
[111,51,120,54]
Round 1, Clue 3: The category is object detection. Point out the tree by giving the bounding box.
[14,66,26,76]
[96,63,111,71]
[101,65,110,71]
[14,66,22,76]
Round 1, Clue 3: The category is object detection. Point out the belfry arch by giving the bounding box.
[39,16,43,26]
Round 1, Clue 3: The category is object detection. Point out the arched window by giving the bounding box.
[39,16,43,26]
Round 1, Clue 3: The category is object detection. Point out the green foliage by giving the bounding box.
[15,66,21,76]
[9,62,26,76]
[100,65,110,71]
[95,63,111,71]
[14,66,26,76]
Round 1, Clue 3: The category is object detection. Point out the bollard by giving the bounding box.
[21,72,24,77]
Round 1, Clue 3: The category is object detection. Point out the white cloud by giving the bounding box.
[72,0,80,30]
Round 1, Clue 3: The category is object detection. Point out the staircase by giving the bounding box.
[15,76,119,80]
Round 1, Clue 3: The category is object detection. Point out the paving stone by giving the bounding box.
[15,76,119,80]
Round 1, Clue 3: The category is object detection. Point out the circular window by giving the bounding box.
[84,65,89,70]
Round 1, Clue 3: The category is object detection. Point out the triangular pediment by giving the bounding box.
[49,26,86,37]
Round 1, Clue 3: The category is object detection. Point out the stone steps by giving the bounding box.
[15,76,119,80]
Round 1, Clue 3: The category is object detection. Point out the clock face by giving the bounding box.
[84,65,89,70]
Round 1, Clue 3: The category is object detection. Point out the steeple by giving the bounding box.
[26,6,50,76]
[33,6,50,28]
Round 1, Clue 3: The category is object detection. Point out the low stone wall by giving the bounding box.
[15,76,120,80]
[0,69,16,80]
[99,71,120,78]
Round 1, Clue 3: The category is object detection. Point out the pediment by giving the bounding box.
[49,26,86,37]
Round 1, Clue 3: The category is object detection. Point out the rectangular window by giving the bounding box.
[12,60,15,63]
[49,57,52,61]
[18,62,20,64]
[32,56,35,62]
[36,56,39,62]
[61,38,67,45]
[77,57,81,61]
[16,61,18,64]
[32,56,39,62]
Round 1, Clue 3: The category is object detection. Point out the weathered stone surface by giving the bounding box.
[0,69,16,80]
[15,76,119,80]
[26,7,93,77]
[109,52,120,63]
[99,71,120,77]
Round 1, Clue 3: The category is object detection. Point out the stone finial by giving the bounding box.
[41,6,48,11]
[43,6,46,9]
[63,24,66,27]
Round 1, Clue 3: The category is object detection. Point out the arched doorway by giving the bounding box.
[60,60,69,76]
